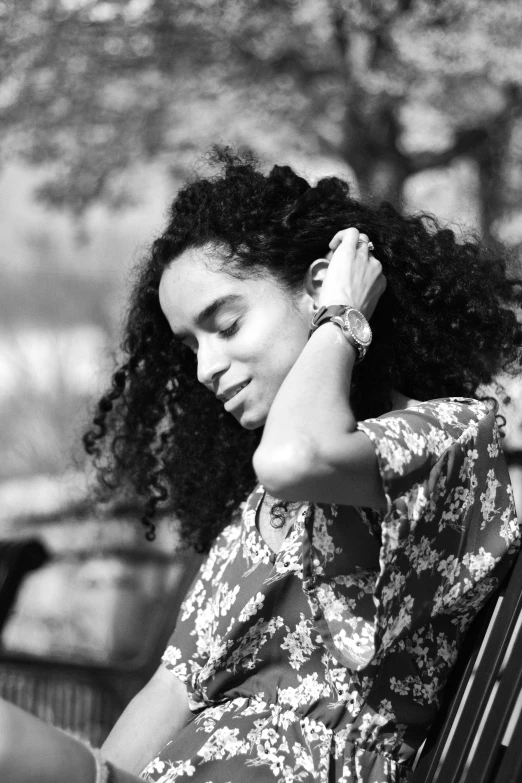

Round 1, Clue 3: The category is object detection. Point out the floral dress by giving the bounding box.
[141,398,520,783]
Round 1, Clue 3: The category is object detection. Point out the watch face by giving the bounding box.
[344,309,372,344]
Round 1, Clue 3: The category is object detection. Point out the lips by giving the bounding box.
[219,380,251,403]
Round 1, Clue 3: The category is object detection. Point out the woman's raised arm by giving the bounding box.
[254,228,388,508]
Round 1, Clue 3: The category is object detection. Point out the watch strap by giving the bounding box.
[309,304,371,363]
[309,305,345,335]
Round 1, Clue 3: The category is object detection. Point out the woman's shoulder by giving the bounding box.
[377,395,495,429]
[356,396,501,499]
[363,396,497,450]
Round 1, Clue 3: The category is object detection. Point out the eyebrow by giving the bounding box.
[173,294,243,338]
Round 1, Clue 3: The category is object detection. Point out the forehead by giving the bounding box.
[158,246,268,334]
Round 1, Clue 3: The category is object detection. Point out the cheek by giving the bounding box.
[239,304,308,379]
[262,326,306,382]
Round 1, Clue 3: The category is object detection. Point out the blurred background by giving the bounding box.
[0,0,522,746]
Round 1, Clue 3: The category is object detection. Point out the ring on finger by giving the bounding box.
[357,238,374,252]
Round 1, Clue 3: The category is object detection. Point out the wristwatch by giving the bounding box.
[309,304,372,363]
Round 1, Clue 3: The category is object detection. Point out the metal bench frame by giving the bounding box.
[412,546,522,782]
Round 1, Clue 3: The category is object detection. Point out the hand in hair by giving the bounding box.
[318,227,387,318]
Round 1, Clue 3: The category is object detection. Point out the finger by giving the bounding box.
[328,227,359,251]
[329,228,359,250]
[369,257,383,278]
[324,248,335,262]
[356,234,372,258]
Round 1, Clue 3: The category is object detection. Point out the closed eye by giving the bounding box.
[219,321,240,338]
[177,317,240,351]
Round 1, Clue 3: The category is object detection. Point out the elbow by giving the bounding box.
[253,435,319,500]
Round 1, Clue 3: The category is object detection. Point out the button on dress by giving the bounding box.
[140,398,520,783]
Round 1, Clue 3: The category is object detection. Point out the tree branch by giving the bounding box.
[408,85,522,175]
[407,127,489,174]
[328,0,350,78]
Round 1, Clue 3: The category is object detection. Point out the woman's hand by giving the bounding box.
[318,227,386,320]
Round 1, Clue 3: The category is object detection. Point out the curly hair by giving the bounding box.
[84,146,522,552]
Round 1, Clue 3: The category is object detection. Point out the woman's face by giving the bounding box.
[159,246,316,430]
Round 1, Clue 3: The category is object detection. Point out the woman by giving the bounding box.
[0,147,521,783]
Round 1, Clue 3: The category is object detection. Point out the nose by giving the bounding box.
[196,338,230,387]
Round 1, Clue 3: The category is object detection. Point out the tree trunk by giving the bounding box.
[354,156,409,207]
[340,97,410,207]
[472,107,516,248]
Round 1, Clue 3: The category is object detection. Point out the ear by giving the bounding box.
[304,250,334,308]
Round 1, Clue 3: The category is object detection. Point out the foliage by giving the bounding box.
[1,0,522,240]
[0,339,93,480]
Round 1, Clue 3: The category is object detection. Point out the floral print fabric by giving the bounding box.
[141,398,519,783]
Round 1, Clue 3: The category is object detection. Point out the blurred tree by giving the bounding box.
[1,0,521,244]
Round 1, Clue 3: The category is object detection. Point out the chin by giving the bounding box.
[236,407,267,431]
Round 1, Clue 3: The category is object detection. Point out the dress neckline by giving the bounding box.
[252,485,298,559]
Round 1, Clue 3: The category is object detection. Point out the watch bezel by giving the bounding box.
[341,308,372,347]
[309,305,372,364]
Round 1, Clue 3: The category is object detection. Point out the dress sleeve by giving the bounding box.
[160,512,244,711]
[161,566,211,711]
[303,397,520,671]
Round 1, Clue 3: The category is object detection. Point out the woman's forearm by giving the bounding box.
[264,322,357,438]
[0,669,191,783]
[254,322,357,489]
[101,666,192,775]
[0,698,135,783]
